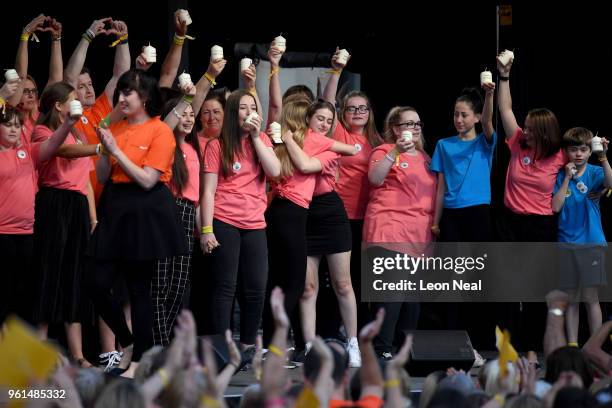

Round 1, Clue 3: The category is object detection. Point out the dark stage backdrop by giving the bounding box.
[2,2,610,234]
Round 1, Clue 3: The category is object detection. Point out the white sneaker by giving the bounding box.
[347,337,361,367]
[473,349,486,368]
[99,350,122,372]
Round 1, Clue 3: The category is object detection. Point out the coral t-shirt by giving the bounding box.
[169,142,200,203]
[31,125,93,196]
[333,123,379,219]
[204,132,273,229]
[0,143,42,234]
[504,128,566,215]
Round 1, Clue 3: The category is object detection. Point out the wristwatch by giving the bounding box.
[548,308,564,316]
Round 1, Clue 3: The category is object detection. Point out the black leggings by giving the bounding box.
[87,259,155,361]
[0,234,34,325]
[210,219,268,345]
[440,204,491,242]
[262,198,308,345]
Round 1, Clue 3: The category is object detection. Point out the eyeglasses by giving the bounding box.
[396,121,424,130]
[345,105,369,114]
[22,88,38,96]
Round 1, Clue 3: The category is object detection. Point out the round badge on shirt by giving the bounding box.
[400,162,409,169]
[81,116,89,125]
[576,181,588,194]
[233,162,242,172]
[565,189,572,198]
[354,143,362,152]
[17,150,27,159]
[522,156,531,166]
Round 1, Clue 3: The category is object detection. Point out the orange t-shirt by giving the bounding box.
[504,127,566,215]
[31,125,93,196]
[75,94,113,201]
[0,143,41,234]
[169,142,200,203]
[333,123,379,220]
[270,130,337,208]
[363,145,437,254]
[204,132,273,230]
[329,395,384,408]
[108,117,176,183]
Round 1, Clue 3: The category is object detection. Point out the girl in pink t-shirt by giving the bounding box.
[0,105,77,326]
[151,94,204,347]
[497,52,565,242]
[30,82,96,367]
[322,49,384,335]
[364,106,437,358]
[201,89,280,352]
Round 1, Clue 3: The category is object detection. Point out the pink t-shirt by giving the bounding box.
[170,142,200,203]
[271,130,337,208]
[504,128,566,215]
[363,145,437,254]
[333,123,379,220]
[0,143,42,234]
[204,132,273,230]
[31,125,93,196]
[314,156,339,196]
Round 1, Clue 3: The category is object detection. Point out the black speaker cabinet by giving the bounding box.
[404,330,475,376]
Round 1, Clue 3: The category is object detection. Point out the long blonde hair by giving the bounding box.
[274,100,309,178]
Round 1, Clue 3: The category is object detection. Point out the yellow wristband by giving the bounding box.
[599,156,608,162]
[173,33,185,46]
[326,69,342,75]
[109,34,128,48]
[268,67,280,80]
[20,32,31,42]
[182,95,194,105]
[203,72,217,88]
[0,97,6,106]
[268,345,284,357]
[201,226,213,234]
[384,379,400,388]
[200,395,221,408]
[157,368,169,387]
[248,88,257,97]
[568,342,579,347]
[606,188,612,198]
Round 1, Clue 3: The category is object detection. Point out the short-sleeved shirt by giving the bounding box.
[169,142,200,203]
[108,117,176,183]
[75,94,113,201]
[0,143,42,234]
[19,111,39,146]
[204,132,273,230]
[314,157,339,196]
[363,145,437,249]
[504,127,566,215]
[270,130,337,208]
[329,395,384,408]
[334,123,380,219]
[430,132,497,208]
[554,164,607,244]
[31,125,93,196]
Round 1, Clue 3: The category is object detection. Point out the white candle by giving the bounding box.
[273,35,286,52]
[497,50,514,66]
[245,112,259,127]
[211,45,224,62]
[240,58,253,72]
[401,130,413,142]
[178,9,192,26]
[270,122,282,143]
[480,70,493,85]
[4,69,19,82]
[178,72,192,89]
[143,44,157,63]
[591,136,604,153]
[69,100,83,117]
[336,49,350,66]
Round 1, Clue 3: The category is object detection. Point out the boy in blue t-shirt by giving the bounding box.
[552,127,612,347]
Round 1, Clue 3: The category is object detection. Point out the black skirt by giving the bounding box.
[88,183,188,261]
[306,191,352,256]
[32,187,90,324]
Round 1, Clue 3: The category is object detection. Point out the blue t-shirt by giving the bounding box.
[554,164,606,244]
[430,132,497,208]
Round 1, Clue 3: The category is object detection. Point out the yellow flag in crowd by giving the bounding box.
[495,326,518,378]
